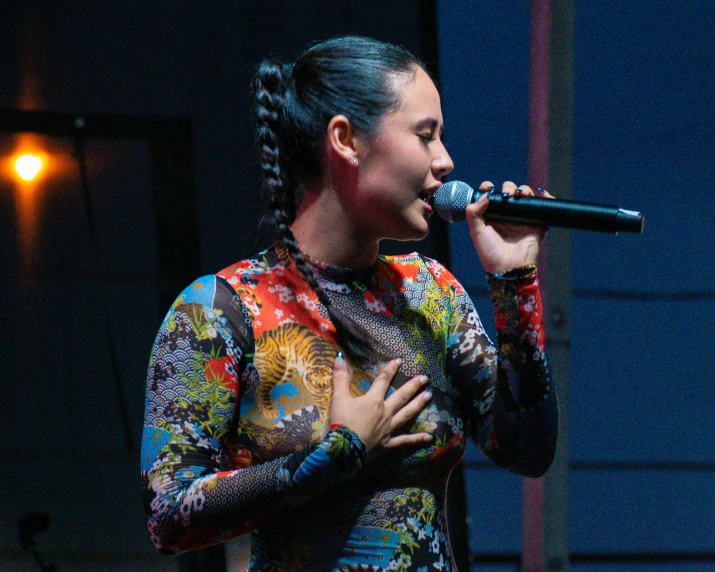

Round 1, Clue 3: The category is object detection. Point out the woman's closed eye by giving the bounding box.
[418,126,445,144]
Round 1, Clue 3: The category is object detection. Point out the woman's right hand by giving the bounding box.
[327,354,433,453]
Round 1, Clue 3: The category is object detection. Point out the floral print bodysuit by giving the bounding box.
[141,245,558,571]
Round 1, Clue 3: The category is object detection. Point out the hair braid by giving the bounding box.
[253,60,291,222]
[253,58,384,364]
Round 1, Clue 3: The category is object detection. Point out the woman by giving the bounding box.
[141,35,558,571]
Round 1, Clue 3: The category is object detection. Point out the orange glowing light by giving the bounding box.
[14,153,44,181]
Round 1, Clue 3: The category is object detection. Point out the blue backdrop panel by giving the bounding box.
[470,564,518,572]
[573,1,715,292]
[569,469,715,553]
[570,297,715,463]
[571,564,714,572]
[436,1,530,194]
[462,454,523,555]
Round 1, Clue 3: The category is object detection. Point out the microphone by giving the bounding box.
[434,180,644,234]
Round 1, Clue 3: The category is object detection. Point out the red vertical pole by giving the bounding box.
[523,0,573,570]
[522,2,551,570]
[528,0,552,192]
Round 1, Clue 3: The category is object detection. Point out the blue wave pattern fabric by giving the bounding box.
[141,245,558,571]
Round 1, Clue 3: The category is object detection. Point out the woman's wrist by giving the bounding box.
[486,263,537,282]
[287,424,367,496]
[323,424,368,471]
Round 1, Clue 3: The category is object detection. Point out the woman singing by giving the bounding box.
[141,35,558,571]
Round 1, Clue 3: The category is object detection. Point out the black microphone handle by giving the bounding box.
[435,182,645,234]
[478,192,644,233]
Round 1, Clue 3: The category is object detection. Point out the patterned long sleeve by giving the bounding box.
[142,247,558,570]
[443,264,558,477]
[141,276,366,554]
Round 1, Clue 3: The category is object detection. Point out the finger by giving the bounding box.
[384,375,429,414]
[466,190,490,220]
[470,181,497,220]
[382,432,433,449]
[478,180,495,192]
[389,389,432,430]
[369,358,402,396]
[331,351,351,397]
[500,181,518,198]
[515,184,535,197]
[536,187,555,199]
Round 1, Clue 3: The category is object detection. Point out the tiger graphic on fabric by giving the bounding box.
[253,322,338,419]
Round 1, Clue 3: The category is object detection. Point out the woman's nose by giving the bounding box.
[433,142,454,180]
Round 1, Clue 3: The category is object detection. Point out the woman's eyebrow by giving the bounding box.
[414,117,439,131]
[413,116,446,137]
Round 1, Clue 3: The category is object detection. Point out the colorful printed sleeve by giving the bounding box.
[442,263,558,477]
[141,276,367,554]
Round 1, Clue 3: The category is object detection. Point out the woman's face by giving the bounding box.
[350,65,454,242]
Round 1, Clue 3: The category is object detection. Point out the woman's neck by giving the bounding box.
[291,187,380,268]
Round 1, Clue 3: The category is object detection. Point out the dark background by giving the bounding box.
[1,1,713,571]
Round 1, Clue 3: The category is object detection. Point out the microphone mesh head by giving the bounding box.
[434,181,474,223]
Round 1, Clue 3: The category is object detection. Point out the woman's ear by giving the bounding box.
[326,115,361,165]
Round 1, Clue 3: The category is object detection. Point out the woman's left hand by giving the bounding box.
[466,181,554,275]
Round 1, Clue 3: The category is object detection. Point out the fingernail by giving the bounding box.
[335,351,344,367]
[501,191,509,198]
[487,186,497,197]
[423,434,433,442]
[516,188,523,194]
[423,391,432,400]
[394,358,403,366]
[420,375,429,384]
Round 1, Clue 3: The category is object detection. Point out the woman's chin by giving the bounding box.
[385,221,430,242]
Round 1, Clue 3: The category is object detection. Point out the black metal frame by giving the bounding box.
[0,107,201,312]
[0,106,212,570]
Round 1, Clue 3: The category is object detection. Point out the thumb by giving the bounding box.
[332,351,350,396]
[466,191,489,232]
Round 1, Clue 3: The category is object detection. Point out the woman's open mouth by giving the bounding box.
[419,191,434,216]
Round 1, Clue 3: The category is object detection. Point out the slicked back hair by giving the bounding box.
[252,36,425,363]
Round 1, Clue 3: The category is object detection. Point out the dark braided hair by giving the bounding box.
[252,36,425,363]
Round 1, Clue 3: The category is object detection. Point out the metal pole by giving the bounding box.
[522,0,574,570]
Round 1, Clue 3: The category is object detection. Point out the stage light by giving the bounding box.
[14,153,44,181]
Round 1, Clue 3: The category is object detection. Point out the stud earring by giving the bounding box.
[349,155,358,165]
